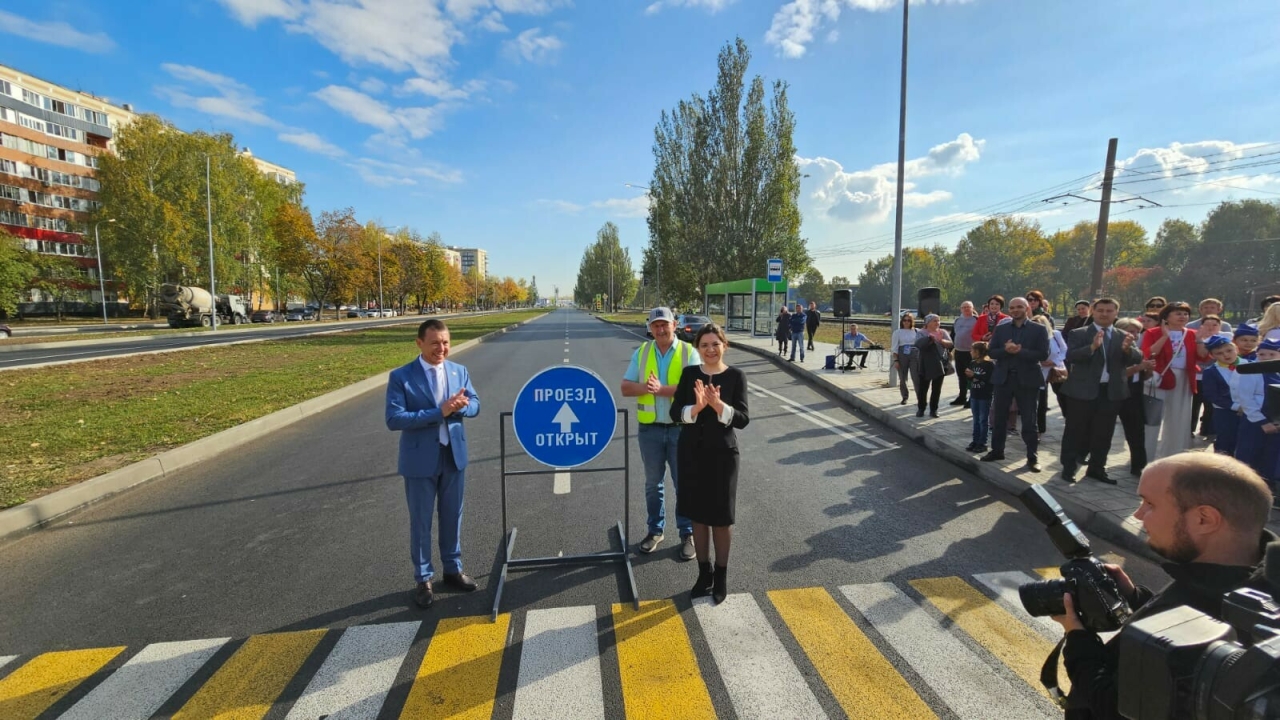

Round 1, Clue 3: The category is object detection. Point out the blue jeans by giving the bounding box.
[789,331,805,360]
[970,397,991,447]
[404,447,465,582]
[638,423,691,538]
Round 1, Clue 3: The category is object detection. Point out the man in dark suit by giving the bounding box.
[1060,298,1143,484]
[385,319,481,608]
[982,297,1050,471]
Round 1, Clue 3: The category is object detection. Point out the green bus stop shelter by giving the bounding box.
[704,278,788,337]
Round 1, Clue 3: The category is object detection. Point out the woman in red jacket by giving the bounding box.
[970,295,1011,343]
[1141,301,1209,460]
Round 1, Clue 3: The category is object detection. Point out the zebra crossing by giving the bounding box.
[0,568,1073,719]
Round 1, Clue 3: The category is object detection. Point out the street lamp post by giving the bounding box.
[377,232,385,316]
[887,0,910,386]
[206,154,217,331]
[93,218,116,325]
[625,183,656,306]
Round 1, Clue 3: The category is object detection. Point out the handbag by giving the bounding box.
[942,348,956,376]
[1142,379,1164,427]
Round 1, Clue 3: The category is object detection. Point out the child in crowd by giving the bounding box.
[965,341,994,453]
[1233,338,1280,494]
[1192,315,1232,438]
[1200,335,1242,456]
[1235,324,1260,361]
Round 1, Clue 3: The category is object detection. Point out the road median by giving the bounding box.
[0,310,548,541]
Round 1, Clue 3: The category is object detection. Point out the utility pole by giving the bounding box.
[1089,138,1119,299]
[377,232,385,316]
[888,0,909,386]
[206,155,217,331]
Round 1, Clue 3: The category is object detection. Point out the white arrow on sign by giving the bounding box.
[552,402,579,433]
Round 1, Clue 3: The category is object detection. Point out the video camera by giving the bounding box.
[1017,485,1133,632]
[1116,549,1280,719]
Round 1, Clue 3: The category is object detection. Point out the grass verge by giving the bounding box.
[0,310,548,509]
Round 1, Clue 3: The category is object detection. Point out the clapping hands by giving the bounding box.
[440,389,470,417]
[691,379,723,416]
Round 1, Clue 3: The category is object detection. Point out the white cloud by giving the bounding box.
[766,0,972,59]
[350,157,463,186]
[591,196,651,218]
[504,27,563,64]
[398,77,487,101]
[799,132,982,223]
[445,0,493,21]
[314,85,439,139]
[478,10,509,31]
[1113,139,1280,199]
[157,63,278,126]
[216,0,302,25]
[645,0,736,14]
[278,131,345,157]
[0,10,115,53]
[358,77,387,94]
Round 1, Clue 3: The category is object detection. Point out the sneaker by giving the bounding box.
[639,533,664,554]
[679,535,696,561]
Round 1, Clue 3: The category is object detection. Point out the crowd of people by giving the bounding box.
[888,292,1280,495]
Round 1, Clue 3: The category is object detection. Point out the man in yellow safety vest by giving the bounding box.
[621,306,701,560]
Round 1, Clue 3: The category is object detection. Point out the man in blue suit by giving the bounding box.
[982,296,1050,472]
[385,319,481,608]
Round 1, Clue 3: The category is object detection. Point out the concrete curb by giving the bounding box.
[0,314,541,544]
[593,316,1155,561]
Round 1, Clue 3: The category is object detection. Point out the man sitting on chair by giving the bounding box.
[842,324,873,370]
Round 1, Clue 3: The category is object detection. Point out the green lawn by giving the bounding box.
[0,310,548,509]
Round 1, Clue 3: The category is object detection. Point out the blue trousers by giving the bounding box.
[404,446,465,583]
[1212,406,1239,456]
[970,397,992,447]
[789,331,806,361]
[638,423,691,538]
[1236,420,1280,484]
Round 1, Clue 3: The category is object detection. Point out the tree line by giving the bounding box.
[853,199,1280,317]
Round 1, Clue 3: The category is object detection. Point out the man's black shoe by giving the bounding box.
[962,401,971,409]
[1085,469,1117,485]
[443,572,478,592]
[949,398,967,406]
[1130,465,1145,476]
[980,452,1005,462]
[1026,461,1042,473]
[414,581,434,609]
[1061,463,1078,483]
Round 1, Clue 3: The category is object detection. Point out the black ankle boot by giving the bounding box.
[712,565,727,604]
[691,561,714,599]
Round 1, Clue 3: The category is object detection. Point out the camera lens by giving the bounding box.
[1019,579,1072,617]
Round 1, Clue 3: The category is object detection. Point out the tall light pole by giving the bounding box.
[625,183,657,306]
[377,232,385,315]
[888,0,909,385]
[206,154,218,331]
[93,218,116,325]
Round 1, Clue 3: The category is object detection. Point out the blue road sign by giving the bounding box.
[767,258,784,284]
[513,365,618,468]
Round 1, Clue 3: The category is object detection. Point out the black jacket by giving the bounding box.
[805,308,821,330]
[1063,530,1280,719]
[988,318,1050,389]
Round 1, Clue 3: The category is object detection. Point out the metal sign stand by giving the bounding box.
[491,408,638,621]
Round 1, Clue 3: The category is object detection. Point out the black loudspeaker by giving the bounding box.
[917,287,941,318]
[833,289,852,318]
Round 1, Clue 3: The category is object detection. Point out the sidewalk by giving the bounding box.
[725,331,1280,560]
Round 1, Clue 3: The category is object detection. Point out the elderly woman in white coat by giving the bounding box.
[1031,314,1066,437]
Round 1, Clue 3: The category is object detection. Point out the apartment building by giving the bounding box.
[0,64,137,310]
[441,247,461,270]
[450,247,487,278]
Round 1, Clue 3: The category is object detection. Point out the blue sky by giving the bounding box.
[3,0,1278,297]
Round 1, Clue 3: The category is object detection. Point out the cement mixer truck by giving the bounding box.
[159,284,251,328]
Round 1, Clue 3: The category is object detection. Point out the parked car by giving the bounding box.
[251,310,277,323]
[347,309,365,318]
[286,308,318,321]
[302,307,318,320]
[675,314,711,342]
[0,324,10,340]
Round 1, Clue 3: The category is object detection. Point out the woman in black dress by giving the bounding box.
[669,323,750,604]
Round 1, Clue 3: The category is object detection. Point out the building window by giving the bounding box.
[0,80,10,97]
[21,88,42,107]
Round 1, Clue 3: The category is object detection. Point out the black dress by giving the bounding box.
[669,366,750,526]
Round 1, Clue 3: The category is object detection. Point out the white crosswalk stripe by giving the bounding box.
[693,593,827,719]
[60,638,228,720]
[973,571,1064,642]
[285,622,419,720]
[513,606,606,720]
[841,581,1056,719]
[0,655,15,672]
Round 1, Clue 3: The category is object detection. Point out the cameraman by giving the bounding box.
[1052,452,1278,719]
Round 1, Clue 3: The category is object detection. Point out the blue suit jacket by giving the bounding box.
[385,358,480,476]
[988,319,1050,389]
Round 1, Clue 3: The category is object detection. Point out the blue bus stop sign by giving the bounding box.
[767,258,783,284]
[513,365,618,468]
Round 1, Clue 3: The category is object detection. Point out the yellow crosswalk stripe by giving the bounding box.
[400,614,510,720]
[173,629,325,720]
[770,587,936,719]
[612,600,715,720]
[1035,567,1061,579]
[910,577,1066,698]
[0,647,125,720]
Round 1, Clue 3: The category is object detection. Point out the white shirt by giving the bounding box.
[1167,330,1187,370]
[419,356,450,446]
[1096,325,1113,383]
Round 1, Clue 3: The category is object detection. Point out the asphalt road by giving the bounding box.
[0,312,464,370]
[0,309,1163,717]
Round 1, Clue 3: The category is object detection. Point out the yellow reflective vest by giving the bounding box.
[636,340,691,424]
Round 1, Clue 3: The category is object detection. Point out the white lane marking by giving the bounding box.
[285,621,419,720]
[840,582,1054,720]
[748,386,878,449]
[692,593,826,719]
[972,571,1064,642]
[564,348,570,353]
[750,383,897,449]
[553,472,571,495]
[563,358,570,363]
[60,638,229,720]
[513,606,605,719]
[0,654,15,671]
